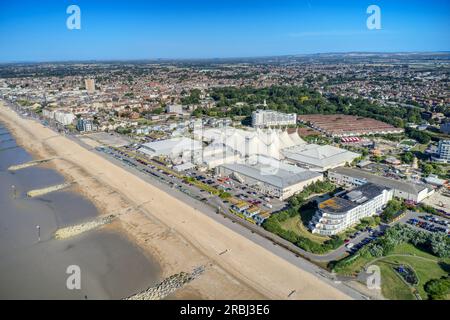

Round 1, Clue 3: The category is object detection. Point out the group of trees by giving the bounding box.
[181,89,201,105]
[405,127,431,144]
[425,276,450,300]
[380,199,407,223]
[400,151,415,164]
[333,224,450,274]
[205,85,424,128]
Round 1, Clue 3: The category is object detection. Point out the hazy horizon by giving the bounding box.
[1,0,449,63]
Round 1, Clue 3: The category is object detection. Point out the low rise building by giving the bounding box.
[283,144,360,172]
[217,162,323,201]
[138,137,203,159]
[166,104,183,114]
[310,183,393,236]
[328,167,433,203]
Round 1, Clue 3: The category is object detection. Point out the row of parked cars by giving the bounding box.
[406,216,450,234]
[346,236,377,253]
[420,214,450,226]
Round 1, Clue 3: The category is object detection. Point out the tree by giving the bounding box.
[430,233,450,258]
[380,199,405,223]
[401,152,414,164]
[425,277,450,300]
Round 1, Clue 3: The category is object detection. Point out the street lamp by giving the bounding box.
[36,225,41,242]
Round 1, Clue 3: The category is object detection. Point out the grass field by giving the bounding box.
[335,243,450,300]
[279,214,329,244]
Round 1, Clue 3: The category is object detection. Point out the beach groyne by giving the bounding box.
[8,158,56,171]
[54,214,117,239]
[125,266,205,300]
[27,182,72,198]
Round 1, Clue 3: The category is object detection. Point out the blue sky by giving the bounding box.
[0,0,449,62]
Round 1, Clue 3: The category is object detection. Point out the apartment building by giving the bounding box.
[310,183,393,236]
[438,140,450,163]
[252,110,297,128]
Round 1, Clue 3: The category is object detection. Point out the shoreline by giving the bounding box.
[0,102,353,300]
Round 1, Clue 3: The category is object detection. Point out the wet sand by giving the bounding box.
[0,124,161,300]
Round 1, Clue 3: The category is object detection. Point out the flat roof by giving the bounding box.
[319,183,388,214]
[283,144,360,169]
[220,163,322,189]
[141,137,203,153]
[330,167,429,195]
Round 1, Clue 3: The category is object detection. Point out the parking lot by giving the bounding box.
[344,226,386,255]
[187,172,287,213]
[96,145,287,225]
[398,210,450,235]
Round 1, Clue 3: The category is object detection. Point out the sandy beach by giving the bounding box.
[0,101,352,300]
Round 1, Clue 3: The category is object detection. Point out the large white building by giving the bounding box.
[166,104,183,114]
[42,109,76,126]
[54,111,76,126]
[328,167,433,203]
[216,160,323,200]
[310,183,393,236]
[138,137,203,160]
[195,126,358,171]
[197,127,306,160]
[438,140,450,163]
[252,110,297,128]
[85,79,96,93]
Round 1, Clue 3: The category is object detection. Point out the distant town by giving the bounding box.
[1,52,449,300]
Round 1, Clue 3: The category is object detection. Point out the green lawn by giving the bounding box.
[334,243,450,300]
[279,214,329,244]
[378,262,415,300]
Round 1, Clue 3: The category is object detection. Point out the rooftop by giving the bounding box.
[318,183,388,214]
[221,162,322,189]
[330,167,430,195]
[282,144,360,169]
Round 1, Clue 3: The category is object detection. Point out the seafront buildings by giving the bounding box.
[252,110,297,128]
[310,183,393,236]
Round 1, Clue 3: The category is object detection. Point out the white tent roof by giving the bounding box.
[280,130,296,149]
[289,131,306,145]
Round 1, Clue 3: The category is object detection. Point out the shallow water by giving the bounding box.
[0,123,161,299]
